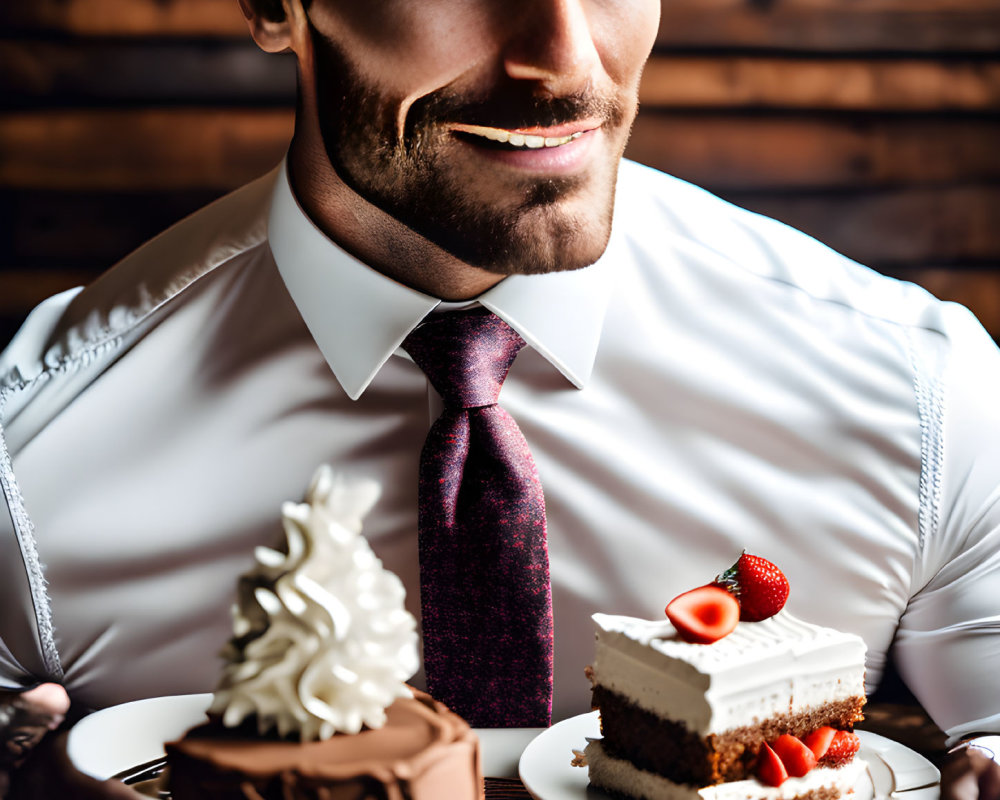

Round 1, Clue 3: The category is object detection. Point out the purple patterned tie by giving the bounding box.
[403,307,553,728]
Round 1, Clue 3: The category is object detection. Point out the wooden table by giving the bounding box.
[486,777,535,799]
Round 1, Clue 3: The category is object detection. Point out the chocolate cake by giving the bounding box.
[167,689,482,800]
[164,466,484,799]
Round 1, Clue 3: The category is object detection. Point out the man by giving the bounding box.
[1,0,998,797]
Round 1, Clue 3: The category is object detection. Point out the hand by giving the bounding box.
[941,741,1000,800]
[0,684,138,799]
[0,683,70,797]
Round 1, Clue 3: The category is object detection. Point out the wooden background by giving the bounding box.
[2,0,1000,347]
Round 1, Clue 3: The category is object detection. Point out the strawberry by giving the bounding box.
[772,734,818,778]
[756,743,789,787]
[802,726,838,760]
[713,551,789,621]
[665,586,740,644]
[820,731,860,766]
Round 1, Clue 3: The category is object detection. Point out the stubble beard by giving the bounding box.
[309,27,634,277]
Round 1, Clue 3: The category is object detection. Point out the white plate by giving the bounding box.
[518,712,940,800]
[68,694,212,783]
[67,693,541,781]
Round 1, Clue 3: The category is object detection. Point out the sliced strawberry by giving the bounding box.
[713,552,789,622]
[803,726,838,760]
[665,586,740,644]
[756,743,789,787]
[820,731,861,766]
[772,734,818,778]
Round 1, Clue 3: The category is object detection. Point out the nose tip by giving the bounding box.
[503,0,601,95]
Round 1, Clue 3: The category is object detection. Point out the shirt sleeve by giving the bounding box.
[893,302,1000,746]
[1,289,84,691]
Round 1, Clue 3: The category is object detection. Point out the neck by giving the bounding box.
[286,128,505,302]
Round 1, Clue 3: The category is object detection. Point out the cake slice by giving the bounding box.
[585,555,867,800]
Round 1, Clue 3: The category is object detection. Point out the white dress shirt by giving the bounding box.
[1,159,998,744]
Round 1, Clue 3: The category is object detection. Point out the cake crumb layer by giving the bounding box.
[593,686,865,785]
[585,739,869,800]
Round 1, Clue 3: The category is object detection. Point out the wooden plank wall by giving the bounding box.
[1,0,999,346]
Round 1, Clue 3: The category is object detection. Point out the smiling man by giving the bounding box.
[277,0,654,295]
[2,1,1000,798]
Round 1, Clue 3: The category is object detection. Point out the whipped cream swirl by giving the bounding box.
[210,466,419,740]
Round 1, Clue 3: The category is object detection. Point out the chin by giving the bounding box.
[440,216,611,277]
[511,231,610,276]
[434,174,619,277]
[490,199,615,277]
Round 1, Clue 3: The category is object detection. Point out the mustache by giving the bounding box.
[405,83,629,142]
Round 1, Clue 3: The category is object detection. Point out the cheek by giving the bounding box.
[317,2,497,99]
[594,0,662,86]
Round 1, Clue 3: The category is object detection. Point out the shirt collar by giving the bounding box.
[268,160,612,400]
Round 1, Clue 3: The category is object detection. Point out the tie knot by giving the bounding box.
[403,308,526,408]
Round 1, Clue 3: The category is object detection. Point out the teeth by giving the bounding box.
[458,124,584,148]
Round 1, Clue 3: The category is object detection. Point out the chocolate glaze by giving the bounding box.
[166,689,483,800]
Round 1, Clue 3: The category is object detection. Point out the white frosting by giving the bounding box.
[584,739,870,800]
[591,611,866,735]
[210,466,419,740]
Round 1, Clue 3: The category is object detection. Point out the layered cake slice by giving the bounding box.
[585,554,867,800]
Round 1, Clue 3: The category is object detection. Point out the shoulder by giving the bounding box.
[614,157,1000,407]
[613,159,953,340]
[1,168,278,389]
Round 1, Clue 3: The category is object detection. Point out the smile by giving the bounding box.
[450,123,586,149]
